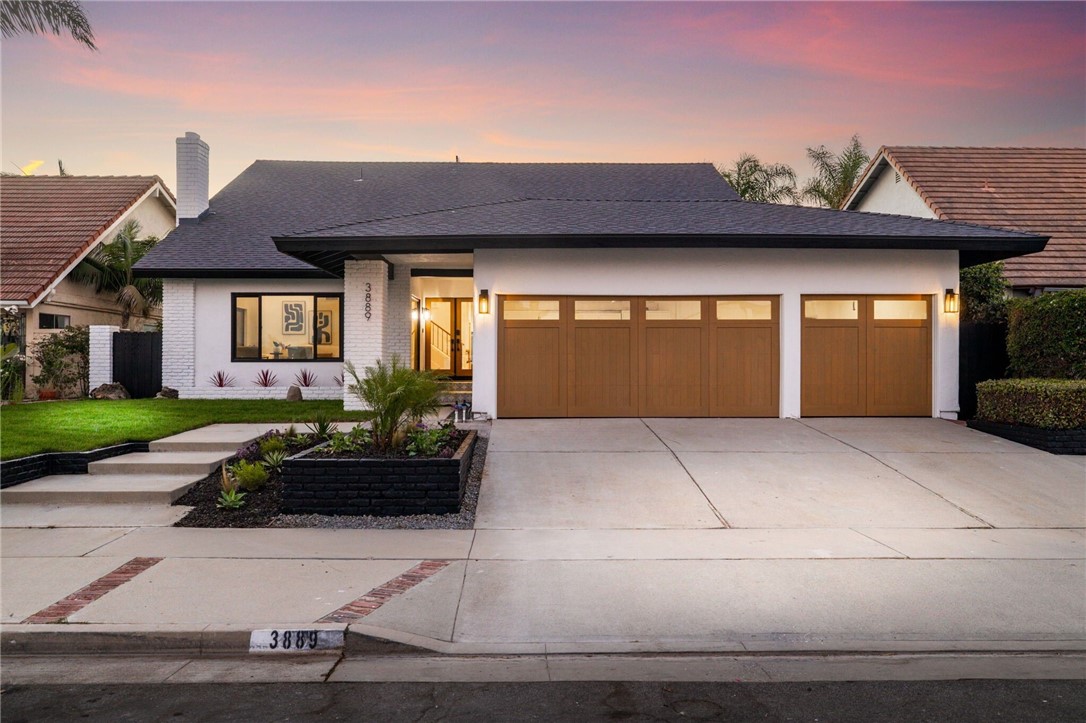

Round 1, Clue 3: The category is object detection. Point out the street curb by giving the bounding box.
[6,623,1085,658]
[1,624,349,657]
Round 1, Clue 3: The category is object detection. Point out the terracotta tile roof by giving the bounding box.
[0,175,173,304]
[850,147,1086,288]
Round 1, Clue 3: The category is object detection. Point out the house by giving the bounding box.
[0,174,176,396]
[843,147,1085,294]
[134,132,1046,418]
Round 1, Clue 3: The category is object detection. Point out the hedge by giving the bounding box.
[975,378,1086,430]
[1006,290,1086,379]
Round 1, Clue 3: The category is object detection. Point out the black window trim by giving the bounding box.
[230,292,345,363]
[39,313,72,330]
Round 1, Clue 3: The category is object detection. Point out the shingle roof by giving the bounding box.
[1,175,173,304]
[135,160,1045,278]
[136,161,736,276]
[846,147,1086,287]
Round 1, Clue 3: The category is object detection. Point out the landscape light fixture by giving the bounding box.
[944,289,959,314]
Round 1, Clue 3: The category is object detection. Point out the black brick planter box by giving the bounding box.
[280,431,477,516]
[968,420,1086,455]
[0,443,152,488]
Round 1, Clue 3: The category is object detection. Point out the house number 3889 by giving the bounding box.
[364,282,372,320]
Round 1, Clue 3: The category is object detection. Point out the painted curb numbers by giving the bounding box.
[249,629,345,653]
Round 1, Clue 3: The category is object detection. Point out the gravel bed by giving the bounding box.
[174,423,489,530]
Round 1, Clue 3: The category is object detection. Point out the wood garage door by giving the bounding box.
[499,295,779,418]
[801,295,931,417]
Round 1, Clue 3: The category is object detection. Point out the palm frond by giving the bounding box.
[0,0,97,50]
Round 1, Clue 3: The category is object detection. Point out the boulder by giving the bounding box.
[90,383,130,400]
[286,385,303,401]
[155,386,179,399]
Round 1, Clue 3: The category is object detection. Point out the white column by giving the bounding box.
[162,279,196,391]
[779,290,802,418]
[383,264,412,363]
[88,325,120,391]
[343,260,388,410]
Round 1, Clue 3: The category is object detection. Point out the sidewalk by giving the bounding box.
[1,421,1084,673]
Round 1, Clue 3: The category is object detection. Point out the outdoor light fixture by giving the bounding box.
[944,289,959,314]
[478,289,490,314]
[411,309,419,323]
[421,308,432,323]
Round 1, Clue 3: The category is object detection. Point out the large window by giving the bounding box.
[232,293,343,362]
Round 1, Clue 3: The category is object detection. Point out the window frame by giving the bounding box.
[230,292,345,363]
[39,313,71,330]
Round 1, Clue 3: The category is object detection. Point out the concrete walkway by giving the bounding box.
[1,419,1083,678]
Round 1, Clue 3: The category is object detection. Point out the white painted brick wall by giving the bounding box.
[176,132,209,220]
[88,325,120,390]
[384,264,412,363]
[342,260,389,410]
[175,386,343,400]
[162,279,196,388]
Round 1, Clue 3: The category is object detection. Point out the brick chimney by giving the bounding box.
[175,131,209,222]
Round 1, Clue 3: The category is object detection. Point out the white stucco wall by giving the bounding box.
[172,277,345,398]
[472,247,960,420]
[852,166,938,219]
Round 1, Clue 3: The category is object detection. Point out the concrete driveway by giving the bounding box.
[476,418,1085,530]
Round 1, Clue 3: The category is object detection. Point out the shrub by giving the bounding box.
[29,325,89,397]
[208,370,236,387]
[294,369,318,387]
[259,436,286,455]
[1,342,25,402]
[231,460,269,491]
[306,412,336,440]
[1006,290,1086,379]
[405,424,452,457]
[216,463,246,509]
[975,379,1086,430]
[253,369,279,387]
[960,262,1007,323]
[345,356,445,454]
[261,448,288,474]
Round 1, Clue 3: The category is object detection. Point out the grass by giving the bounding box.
[0,399,371,460]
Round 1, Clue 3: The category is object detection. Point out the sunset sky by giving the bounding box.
[2,1,1083,195]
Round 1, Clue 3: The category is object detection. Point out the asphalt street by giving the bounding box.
[3,680,1085,722]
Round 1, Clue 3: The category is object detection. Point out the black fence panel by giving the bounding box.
[959,321,1008,420]
[112,331,162,399]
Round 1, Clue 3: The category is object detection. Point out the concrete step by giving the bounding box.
[0,474,204,505]
[149,423,284,453]
[88,451,232,477]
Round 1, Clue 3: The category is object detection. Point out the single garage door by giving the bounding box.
[498,295,779,418]
[801,295,932,417]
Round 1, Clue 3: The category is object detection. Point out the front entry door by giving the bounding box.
[426,298,473,378]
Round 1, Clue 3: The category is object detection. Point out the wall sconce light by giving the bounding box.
[944,288,959,314]
[478,289,490,315]
[410,309,419,323]
[421,308,431,323]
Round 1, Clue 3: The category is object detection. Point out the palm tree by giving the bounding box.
[718,154,798,204]
[71,220,162,329]
[801,134,871,209]
[1,0,97,50]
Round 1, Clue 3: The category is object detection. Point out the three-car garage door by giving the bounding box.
[498,296,779,418]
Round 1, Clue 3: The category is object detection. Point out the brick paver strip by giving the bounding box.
[22,557,163,624]
[317,560,452,624]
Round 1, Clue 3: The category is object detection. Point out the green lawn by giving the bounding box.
[0,399,369,460]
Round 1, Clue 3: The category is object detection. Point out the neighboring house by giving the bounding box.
[0,174,177,396]
[844,146,1086,294]
[135,132,1046,419]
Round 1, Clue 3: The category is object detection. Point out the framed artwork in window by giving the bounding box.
[282,301,309,336]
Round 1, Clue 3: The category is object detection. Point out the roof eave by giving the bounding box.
[273,232,1048,277]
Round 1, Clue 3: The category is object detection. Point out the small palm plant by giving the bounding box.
[344,356,445,454]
